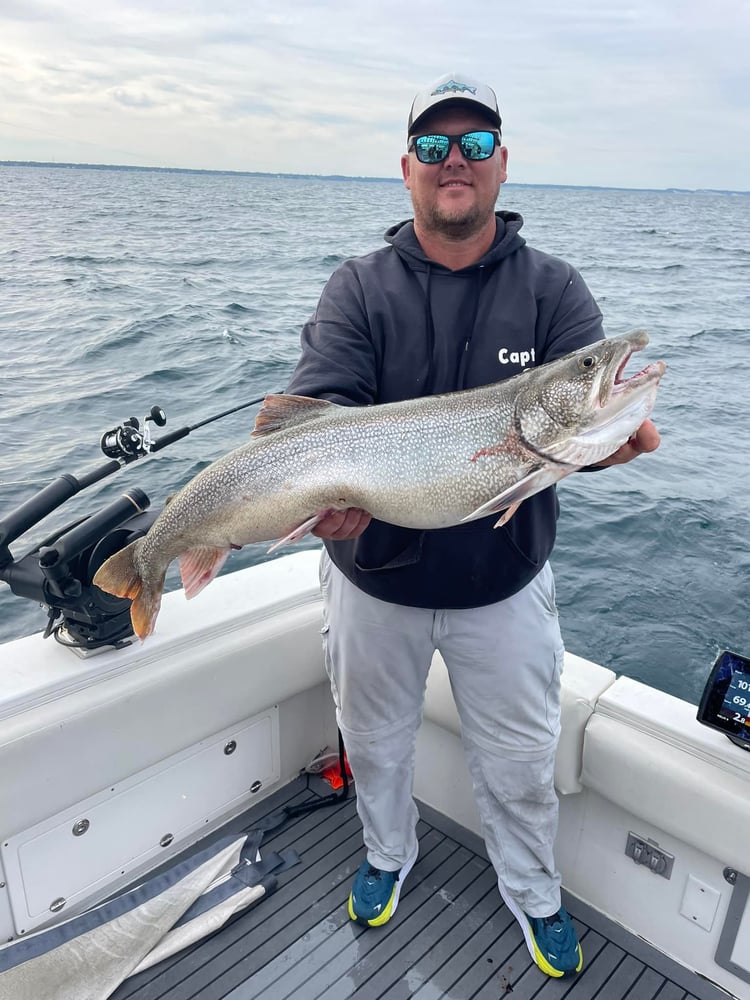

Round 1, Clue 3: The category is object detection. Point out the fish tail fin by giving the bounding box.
[93,539,165,641]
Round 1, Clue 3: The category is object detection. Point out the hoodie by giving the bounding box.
[286,211,604,609]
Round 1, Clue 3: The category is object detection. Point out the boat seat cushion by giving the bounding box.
[581,676,750,873]
[423,651,616,794]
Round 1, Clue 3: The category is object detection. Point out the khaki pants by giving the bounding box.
[319,551,565,918]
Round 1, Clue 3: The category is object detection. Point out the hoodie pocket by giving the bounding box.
[351,520,424,572]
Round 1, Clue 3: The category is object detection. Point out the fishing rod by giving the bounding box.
[0,391,278,650]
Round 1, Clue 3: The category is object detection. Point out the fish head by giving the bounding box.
[515,330,667,468]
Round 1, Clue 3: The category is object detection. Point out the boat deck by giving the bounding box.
[112,777,728,1000]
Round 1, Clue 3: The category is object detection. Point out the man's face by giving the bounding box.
[401,107,508,240]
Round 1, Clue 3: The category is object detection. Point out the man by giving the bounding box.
[286,72,659,978]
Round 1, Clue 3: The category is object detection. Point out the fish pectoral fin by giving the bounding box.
[267,511,334,554]
[493,501,523,527]
[252,394,336,437]
[461,467,567,524]
[179,546,231,600]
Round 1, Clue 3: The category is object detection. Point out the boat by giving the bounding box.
[0,441,748,998]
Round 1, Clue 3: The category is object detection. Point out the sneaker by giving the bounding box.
[347,842,418,927]
[499,887,583,977]
[523,908,583,977]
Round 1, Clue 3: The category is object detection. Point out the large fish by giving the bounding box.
[94,330,665,639]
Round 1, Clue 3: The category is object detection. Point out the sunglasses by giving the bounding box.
[408,130,501,164]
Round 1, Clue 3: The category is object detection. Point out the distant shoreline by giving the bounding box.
[1,159,747,197]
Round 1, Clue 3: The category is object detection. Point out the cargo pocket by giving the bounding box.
[543,645,564,738]
[318,550,341,712]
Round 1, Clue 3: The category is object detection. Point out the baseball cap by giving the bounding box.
[407,72,502,137]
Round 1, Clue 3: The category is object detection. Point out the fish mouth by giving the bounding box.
[516,330,666,470]
[601,332,666,409]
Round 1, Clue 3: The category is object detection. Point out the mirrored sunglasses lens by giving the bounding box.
[460,131,496,160]
[415,135,450,163]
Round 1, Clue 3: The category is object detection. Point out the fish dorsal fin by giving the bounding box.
[252,393,335,437]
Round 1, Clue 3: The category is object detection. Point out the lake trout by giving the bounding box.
[93,330,665,640]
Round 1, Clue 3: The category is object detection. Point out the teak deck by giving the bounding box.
[112,778,727,1000]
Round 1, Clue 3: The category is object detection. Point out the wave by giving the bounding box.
[223,302,253,314]
[49,253,125,265]
[683,326,750,342]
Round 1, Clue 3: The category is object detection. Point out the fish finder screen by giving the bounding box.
[697,650,750,747]
[723,672,750,727]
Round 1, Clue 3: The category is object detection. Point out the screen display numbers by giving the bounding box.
[724,673,750,726]
[697,650,750,750]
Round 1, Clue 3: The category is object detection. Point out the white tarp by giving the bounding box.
[0,831,290,1000]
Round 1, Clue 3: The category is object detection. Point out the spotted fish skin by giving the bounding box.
[93,331,665,639]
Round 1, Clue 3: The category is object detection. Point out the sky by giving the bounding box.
[1,0,749,191]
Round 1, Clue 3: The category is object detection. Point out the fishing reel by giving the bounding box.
[100,406,167,462]
[0,404,170,651]
[0,488,158,651]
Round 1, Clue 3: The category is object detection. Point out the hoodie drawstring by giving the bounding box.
[423,263,436,393]
[456,265,486,389]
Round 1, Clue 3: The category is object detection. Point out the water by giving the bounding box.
[1,165,749,706]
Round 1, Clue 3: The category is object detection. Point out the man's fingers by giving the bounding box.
[312,508,372,540]
[630,420,661,455]
[597,420,661,467]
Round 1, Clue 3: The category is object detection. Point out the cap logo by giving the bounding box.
[431,80,477,96]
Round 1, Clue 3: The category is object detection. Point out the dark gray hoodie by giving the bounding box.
[286,211,603,608]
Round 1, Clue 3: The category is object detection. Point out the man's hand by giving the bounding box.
[312,508,372,540]
[596,419,661,468]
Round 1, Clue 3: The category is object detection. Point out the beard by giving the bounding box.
[411,186,499,241]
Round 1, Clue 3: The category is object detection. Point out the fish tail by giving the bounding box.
[93,539,166,641]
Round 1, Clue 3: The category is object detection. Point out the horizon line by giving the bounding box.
[1,158,748,196]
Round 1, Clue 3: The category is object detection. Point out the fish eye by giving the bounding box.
[579,355,596,370]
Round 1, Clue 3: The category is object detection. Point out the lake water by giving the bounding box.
[1,164,749,706]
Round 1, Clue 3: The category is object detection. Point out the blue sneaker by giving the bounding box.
[523,907,583,977]
[347,843,418,927]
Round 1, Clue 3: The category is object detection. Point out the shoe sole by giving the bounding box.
[498,885,583,978]
[348,840,419,927]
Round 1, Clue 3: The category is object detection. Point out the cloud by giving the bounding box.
[111,88,159,109]
[0,0,748,189]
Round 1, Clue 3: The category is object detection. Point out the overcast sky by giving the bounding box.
[1,0,748,190]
